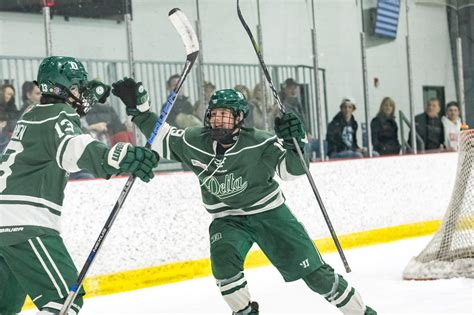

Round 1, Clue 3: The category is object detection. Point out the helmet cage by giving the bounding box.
[205,107,243,144]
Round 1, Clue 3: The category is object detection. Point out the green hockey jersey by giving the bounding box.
[0,102,111,246]
[133,111,308,219]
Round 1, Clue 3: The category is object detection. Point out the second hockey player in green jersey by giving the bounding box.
[133,104,303,218]
[112,78,376,315]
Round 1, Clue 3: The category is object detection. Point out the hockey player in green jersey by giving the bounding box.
[112,78,376,315]
[0,57,159,314]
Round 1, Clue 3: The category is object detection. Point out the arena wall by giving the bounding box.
[44,152,457,298]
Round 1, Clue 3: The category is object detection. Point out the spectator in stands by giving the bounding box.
[165,73,201,128]
[279,78,306,128]
[20,81,41,115]
[85,101,135,146]
[280,79,326,160]
[0,83,19,133]
[326,97,364,159]
[370,97,401,155]
[0,111,9,153]
[234,84,252,100]
[194,80,215,122]
[249,82,278,130]
[409,98,444,152]
[441,101,462,151]
[234,84,256,127]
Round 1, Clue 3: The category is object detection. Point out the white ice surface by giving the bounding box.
[21,236,473,314]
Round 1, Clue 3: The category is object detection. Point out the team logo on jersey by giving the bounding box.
[203,173,248,199]
[300,258,310,268]
[210,232,222,244]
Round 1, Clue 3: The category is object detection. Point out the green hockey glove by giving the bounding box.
[274,112,306,150]
[83,80,111,104]
[103,142,159,182]
[111,77,150,117]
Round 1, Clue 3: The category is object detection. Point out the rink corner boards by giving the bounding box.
[22,219,440,310]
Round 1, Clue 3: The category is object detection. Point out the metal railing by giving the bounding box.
[399,110,424,153]
[0,55,327,138]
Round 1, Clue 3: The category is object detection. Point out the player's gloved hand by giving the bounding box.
[274,112,306,151]
[83,80,111,104]
[103,142,159,182]
[111,77,150,117]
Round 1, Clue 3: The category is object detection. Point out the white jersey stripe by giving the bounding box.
[210,192,284,219]
[151,122,172,159]
[36,236,69,293]
[0,204,61,232]
[0,195,62,211]
[17,111,79,125]
[60,134,96,172]
[251,188,281,207]
[277,157,301,181]
[204,188,281,211]
[56,135,74,169]
[164,129,172,160]
[28,239,64,299]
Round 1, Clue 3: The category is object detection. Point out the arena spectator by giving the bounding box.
[20,81,41,115]
[279,78,307,130]
[85,101,135,146]
[370,97,401,155]
[194,80,215,122]
[326,97,364,159]
[441,101,462,151]
[0,83,19,133]
[165,73,201,128]
[249,82,278,130]
[409,98,444,152]
[234,84,256,127]
[234,84,252,100]
[0,111,9,153]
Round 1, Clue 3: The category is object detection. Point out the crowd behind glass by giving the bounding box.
[0,76,463,177]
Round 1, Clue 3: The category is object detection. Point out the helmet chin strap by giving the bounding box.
[210,119,244,145]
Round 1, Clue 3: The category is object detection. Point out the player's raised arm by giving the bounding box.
[35,59,159,183]
[112,77,187,163]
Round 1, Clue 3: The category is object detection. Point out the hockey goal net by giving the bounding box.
[403,130,474,280]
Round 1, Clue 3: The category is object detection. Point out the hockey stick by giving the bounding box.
[236,0,351,273]
[59,8,199,315]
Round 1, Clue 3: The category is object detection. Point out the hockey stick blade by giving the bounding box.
[147,8,199,146]
[60,9,199,315]
[169,8,199,57]
[236,0,351,273]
